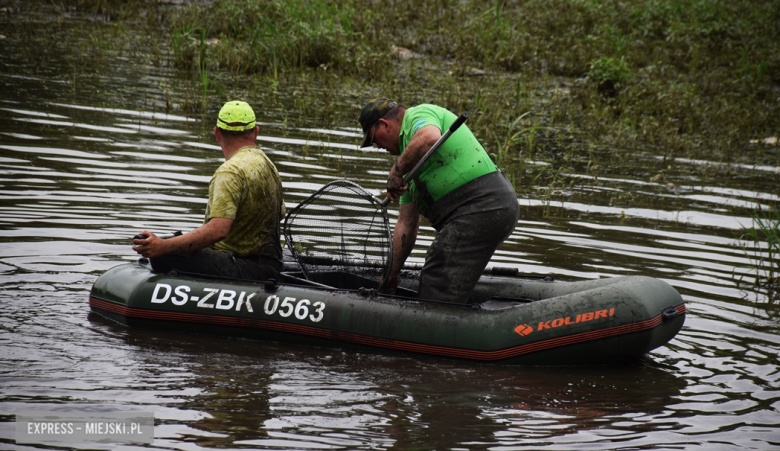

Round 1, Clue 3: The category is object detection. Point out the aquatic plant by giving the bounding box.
[587,57,632,97]
[40,0,780,174]
[736,206,780,301]
[166,0,353,76]
[490,111,549,192]
[196,28,210,108]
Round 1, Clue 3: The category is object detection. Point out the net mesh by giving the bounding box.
[283,180,392,290]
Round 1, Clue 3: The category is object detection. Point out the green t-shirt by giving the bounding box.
[205,146,284,260]
[398,104,497,215]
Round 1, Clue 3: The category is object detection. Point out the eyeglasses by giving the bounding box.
[369,109,391,146]
[369,121,380,146]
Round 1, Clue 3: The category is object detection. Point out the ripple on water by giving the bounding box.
[1,15,779,449]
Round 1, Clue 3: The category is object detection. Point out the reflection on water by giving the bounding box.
[2,9,780,451]
[68,317,687,450]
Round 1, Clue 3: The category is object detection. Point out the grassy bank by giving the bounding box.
[12,0,780,171]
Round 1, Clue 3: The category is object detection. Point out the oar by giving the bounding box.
[292,253,551,279]
[379,111,470,208]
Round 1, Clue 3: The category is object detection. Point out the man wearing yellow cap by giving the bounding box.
[132,101,285,281]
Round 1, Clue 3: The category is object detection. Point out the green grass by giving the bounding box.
[4,0,778,300]
[167,0,356,76]
[178,0,774,164]
[17,0,780,177]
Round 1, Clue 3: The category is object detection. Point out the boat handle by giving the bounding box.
[662,307,680,322]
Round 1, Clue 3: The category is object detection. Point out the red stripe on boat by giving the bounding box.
[89,297,685,361]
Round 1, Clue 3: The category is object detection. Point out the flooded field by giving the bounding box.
[1,7,780,450]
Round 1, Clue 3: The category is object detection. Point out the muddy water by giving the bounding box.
[1,9,780,451]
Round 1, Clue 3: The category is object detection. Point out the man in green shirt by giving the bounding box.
[359,98,519,303]
[132,101,284,281]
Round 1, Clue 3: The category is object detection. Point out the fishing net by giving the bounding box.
[283,180,392,291]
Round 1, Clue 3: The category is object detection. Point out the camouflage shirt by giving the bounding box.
[204,145,284,260]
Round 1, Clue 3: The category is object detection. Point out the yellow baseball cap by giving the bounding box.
[217,101,256,131]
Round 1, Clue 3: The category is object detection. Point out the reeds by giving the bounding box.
[165,0,777,162]
[168,0,352,76]
[737,207,780,302]
[35,0,780,174]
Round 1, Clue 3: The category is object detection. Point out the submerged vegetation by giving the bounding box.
[2,0,778,299]
[737,207,780,302]
[3,0,777,193]
[18,0,778,169]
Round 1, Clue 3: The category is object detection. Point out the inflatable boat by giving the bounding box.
[88,259,685,365]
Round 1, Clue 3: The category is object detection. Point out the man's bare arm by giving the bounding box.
[386,125,441,202]
[385,203,421,294]
[132,217,233,258]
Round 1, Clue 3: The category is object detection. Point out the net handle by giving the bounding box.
[380,111,470,208]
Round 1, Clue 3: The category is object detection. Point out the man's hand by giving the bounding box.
[132,231,167,258]
[379,273,400,295]
[386,174,407,202]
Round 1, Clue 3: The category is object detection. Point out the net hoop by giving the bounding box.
[283,180,392,291]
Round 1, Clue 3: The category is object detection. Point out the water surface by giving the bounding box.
[1,9,780,450]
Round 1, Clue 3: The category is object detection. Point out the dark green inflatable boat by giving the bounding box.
[90,180,685,365]
[89,259,685,365]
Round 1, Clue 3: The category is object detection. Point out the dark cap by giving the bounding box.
[358,98,397,147]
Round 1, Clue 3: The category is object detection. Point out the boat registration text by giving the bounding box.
[148,283,325,323]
